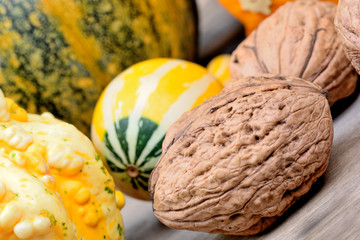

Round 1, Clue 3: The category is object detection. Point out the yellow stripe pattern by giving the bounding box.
[207,54,232,86]
[91,58,223,199]
[93,58,222,145]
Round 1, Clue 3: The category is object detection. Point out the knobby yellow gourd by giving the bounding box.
[0,90,125,240]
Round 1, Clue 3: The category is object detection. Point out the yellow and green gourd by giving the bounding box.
[0,0,197,136]
[91,58,223,200]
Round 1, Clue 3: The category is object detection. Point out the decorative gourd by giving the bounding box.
[91,58,223,200]
[217,0,338,35]
[0,90,125,240]
[0,0,197,136]
[206,54,231,86]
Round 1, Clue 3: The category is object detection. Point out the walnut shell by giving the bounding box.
[229,0,357,106]
[335,0,360,74]
[149,74,333,235]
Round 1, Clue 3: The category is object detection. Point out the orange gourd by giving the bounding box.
[218,0,338,35]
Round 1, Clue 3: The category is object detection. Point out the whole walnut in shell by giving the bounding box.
[229,0,357,106]
[335,0,360,74]
[149,74,333,235]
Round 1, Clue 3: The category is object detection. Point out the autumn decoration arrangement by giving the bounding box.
[0,0,358,239]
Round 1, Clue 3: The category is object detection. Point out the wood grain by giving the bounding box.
[120,1,360,239]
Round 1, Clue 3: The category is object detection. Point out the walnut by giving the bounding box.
[335,0,360,74]
[149,74,333,235]
[229,0,357,106]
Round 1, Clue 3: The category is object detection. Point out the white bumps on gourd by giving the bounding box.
[0,90,9,122]
[33,216,51,235]
[0,125,33,151]
[14,220,33,239]
[46,143,84,175]
[14,216,51,239]
[40,112,55,119]
[0,204,22,230]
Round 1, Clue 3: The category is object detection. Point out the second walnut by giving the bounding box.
[229,0,357,105]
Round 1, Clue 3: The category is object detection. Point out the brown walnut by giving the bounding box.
[229,0,357,106]
[149,74,333,235]
[335,0,360,74]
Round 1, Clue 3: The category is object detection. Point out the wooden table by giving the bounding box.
[121,1,360,239]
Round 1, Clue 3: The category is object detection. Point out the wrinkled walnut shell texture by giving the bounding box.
[149,74,333,235]
[229,0,357,106]
[335,0,360,74]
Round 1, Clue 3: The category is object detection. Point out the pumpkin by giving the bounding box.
[91,58,223,200]
[217,0,338,35]
[206,54,231,86]
[0,90,125,240]
[0,0,198,136]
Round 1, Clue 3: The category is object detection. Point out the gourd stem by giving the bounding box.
[126,166,139,178]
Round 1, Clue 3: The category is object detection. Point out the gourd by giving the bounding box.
[206,54,231,86]
[91,58,223,200]
[0,90,125,240]
[0,0,198,136]
[217,0,338,35]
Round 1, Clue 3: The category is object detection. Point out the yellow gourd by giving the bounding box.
[0,90,125,240]
[206,54,231,86]
[91,58,223,200]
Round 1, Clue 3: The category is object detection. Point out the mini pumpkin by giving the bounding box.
[91,58,223,200]
[218,0,338,35]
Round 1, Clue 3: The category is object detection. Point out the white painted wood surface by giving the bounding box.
[121,1,360,239]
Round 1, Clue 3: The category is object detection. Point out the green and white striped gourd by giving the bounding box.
[91,58,223,200]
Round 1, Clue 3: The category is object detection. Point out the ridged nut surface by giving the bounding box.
[149,74,333,235]
[335,0,360,75]
[229,0,357,106]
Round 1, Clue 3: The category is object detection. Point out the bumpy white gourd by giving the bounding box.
[0,90,125,240]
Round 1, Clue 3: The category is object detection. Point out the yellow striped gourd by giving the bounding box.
[207,54,231,86]
[91,58,223,200]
